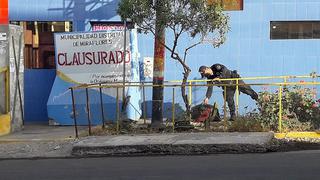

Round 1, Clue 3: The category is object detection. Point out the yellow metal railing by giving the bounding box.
[0,67,9,113]
[72,81,320,90]
[171,74,318,115]
[70,74,320,135]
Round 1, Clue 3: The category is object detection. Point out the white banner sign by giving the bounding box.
[55,31,131,84]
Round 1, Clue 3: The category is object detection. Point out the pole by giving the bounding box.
[86,88,92,135]
[70,88,79,138]
[236,79,239,116]
[278,85,283,133]
[188,82,192,106]
[99,84,105,129]
[152,0,166,128]
[122,19,127,105]
[172,88,175,133]
[5,68,9,113]
[142,82,147,124]
[223,85,227,130]
[116,87,120,134]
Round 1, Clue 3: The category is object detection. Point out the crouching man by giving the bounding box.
[198,63,258,121]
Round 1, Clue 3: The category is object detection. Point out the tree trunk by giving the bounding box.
[170,54,192,118]
[181,69,191,116]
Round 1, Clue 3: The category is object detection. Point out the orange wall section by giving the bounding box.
[0,0,8,24]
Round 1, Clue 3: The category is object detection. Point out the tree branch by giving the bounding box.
[140,19,156,35]
[171,52,191,73]
[183,41,201,63]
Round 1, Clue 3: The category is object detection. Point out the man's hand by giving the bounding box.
[203,97,209,104]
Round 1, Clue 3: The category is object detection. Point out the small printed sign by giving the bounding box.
[143,57,154,79]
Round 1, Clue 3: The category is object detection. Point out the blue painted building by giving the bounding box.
[9,0,320,123]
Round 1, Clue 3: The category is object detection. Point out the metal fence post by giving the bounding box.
[312,75,316,100]
[278,85,283,133]
[283,77,288,100]
[188,81,192,106]
[236,79,239,116]
[6,69,9,113]
[142,82,147,124]
[70,88,79,138]
[86,88,92,135]
[172,87,175,133]
[116,87,120,134]
[223,85,227,130]
[99,84,106,129]
[4,68,10,113]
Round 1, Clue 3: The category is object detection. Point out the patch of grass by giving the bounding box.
[228,117,266,132]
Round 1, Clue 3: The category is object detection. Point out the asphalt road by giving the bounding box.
[0,150,320,180]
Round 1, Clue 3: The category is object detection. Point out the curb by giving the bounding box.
[71,132,275,157]
[0,137,75,143]
[274,132,320,139]
[72,143,270,157]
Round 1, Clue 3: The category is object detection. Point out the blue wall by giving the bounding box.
[138,0,320,110]
[24,69,56,123]
[11,0,320,116]
[9,0,121,31]
[10,0,320,76]
[141,0,320,81]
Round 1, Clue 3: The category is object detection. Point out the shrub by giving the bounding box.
[256,86,320,131]
[228,113,266,132]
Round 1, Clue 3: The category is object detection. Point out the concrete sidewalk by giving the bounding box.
[0,125,83,159]
[0,125,82,142]
[1,126,320,159]
[72,132,275,156]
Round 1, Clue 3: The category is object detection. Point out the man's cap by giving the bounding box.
[199,66,208,78]
[198,66,207,72]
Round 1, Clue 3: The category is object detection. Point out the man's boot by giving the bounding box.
[251,91,259,101]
